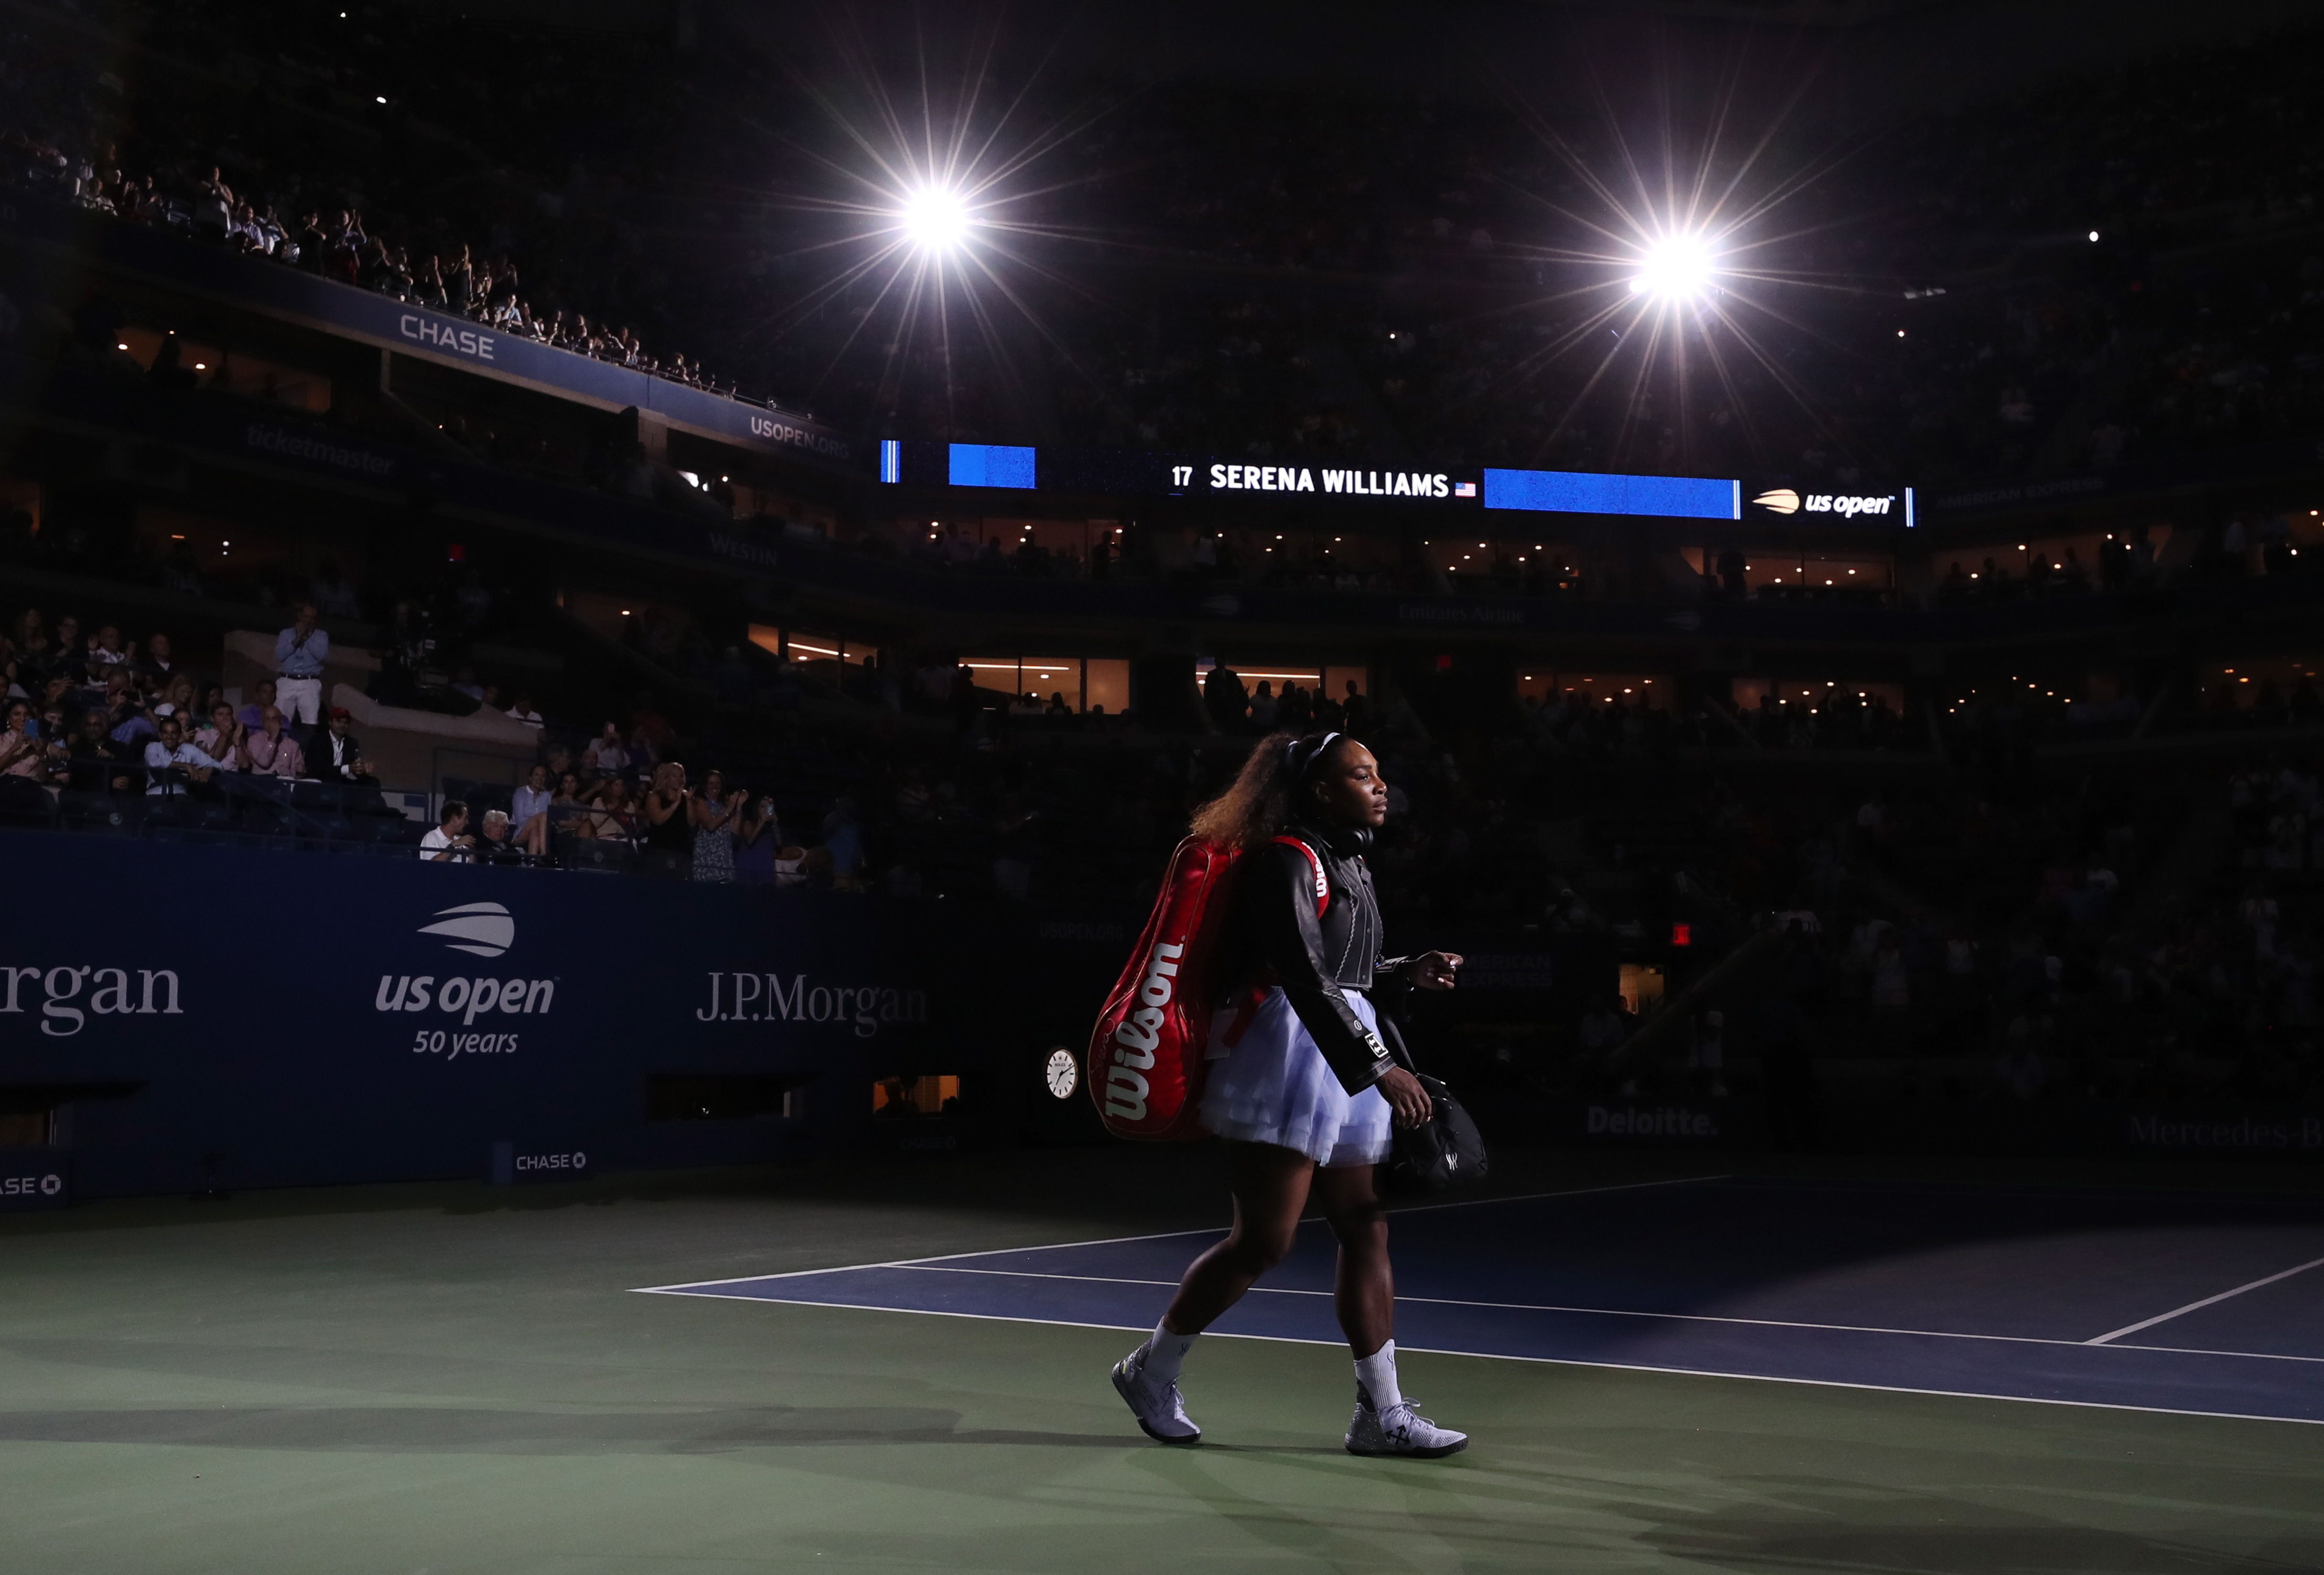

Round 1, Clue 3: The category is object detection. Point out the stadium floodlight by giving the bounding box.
[1628,230,1718,302]
[898,185,974,254]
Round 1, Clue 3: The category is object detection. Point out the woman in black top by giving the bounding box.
[640,762,695,879]
[1112,731,1469,1457]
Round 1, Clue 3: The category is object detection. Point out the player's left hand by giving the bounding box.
[1410,951,1463,991]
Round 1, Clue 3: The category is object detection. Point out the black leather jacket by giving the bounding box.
[1227,822,1406,1094]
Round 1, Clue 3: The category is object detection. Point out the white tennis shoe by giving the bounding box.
[1345,1395,1468,1458]
[1112,1351,1202,1444]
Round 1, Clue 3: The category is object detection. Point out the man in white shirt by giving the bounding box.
[142,714,224,796]
[419,800,475,863]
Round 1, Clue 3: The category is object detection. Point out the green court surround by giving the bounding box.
[5,1146,2322,1573]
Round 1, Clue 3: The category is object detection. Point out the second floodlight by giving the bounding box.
[900,186,974,253]
[1629,232,1718,302]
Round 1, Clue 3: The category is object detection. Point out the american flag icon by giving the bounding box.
[1453,481,1478,498]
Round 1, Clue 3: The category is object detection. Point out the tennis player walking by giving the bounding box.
[1112,730,1468,1456]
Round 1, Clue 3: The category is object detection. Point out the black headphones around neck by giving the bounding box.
[1296,818,1372,857]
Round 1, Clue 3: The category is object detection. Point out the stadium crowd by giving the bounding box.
[6,559,2319,1121]
[0,2,766,406]
[4,2,2322,1135]
[11,3,2324,487]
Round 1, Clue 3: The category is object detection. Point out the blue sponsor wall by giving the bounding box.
[0,833,1035,1199]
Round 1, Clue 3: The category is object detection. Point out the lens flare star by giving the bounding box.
[1629,230,1719,301]
[898,184,976,254]
[718,15,1121,442]
[1452,48,1890,475]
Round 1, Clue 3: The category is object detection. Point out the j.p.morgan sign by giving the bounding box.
[696,972,928,1037]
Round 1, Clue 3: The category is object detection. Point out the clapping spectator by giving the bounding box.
[141,713,223,796]
[0,699,40,779]
[195,700,247,769]
[639,761,693,878]
[32,703,69,782]
[242,706,305,779]
[273,602,330,727]
[688,769,756,883]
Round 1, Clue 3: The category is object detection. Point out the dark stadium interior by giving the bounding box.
[4,0,2324,1568]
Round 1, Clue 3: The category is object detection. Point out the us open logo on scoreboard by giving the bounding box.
[1750,486,1917,525]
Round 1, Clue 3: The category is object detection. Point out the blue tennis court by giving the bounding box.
[636,1174,2324,1426]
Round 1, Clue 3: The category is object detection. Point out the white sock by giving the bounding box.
[1140,1320,1196,1383]
[1354,1341,1403,1411]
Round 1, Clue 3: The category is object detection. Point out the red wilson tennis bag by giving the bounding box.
[1087,836,1247,1140]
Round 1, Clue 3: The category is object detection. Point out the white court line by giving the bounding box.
[626,1172,1729,1294]
[731,1262,2324,1367]
[638,1291,2324,1430]
[2087,1254,2324,1346]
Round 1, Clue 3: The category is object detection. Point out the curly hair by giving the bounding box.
[1188,730,1351,849]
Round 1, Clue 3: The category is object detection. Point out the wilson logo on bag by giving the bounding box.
[1086,836,1246,1140]
[1087,834,1331,1141]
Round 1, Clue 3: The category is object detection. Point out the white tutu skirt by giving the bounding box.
[1199,986,1392,1168]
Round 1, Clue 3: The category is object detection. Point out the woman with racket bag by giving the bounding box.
[1103,730,1475,1457]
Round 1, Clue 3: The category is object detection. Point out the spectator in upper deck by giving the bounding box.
[242,705,305,779]
[141,713,223,796]
[582,721,631,778]
[419,800,476,863]
[194,700,247,769]
[311,706,370,783]
[237,678,279,731]
[62,708,132,793]
[273,602,330,728]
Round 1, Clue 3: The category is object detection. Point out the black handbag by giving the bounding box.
[1378,1017,1489,1193]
